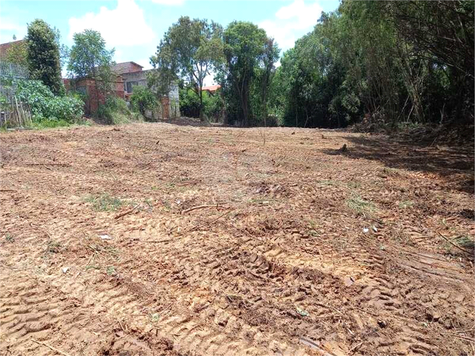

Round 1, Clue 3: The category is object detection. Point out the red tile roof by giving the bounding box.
[111,61,143,75]
[202,84,221,92]
[0,40,26,59]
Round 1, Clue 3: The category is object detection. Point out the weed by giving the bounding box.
[5,234,14,243]
[347,194,376,217]
[308,230,319,237]
[86,194,123,212]
[453,236,474,250]
[46,240,61,253]
[151,313,160,322]
[106,266,116,276]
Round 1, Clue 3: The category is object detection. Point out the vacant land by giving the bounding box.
[1,122,474,356]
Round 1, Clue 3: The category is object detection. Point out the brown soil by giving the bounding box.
[1,122,474,356]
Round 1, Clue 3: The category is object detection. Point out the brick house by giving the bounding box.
[63,76,125,116]
[0,40,25,59]
[111,61,180,119]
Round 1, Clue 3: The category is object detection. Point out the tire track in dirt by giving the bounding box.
[1,124,473,355]
[0,264,187,356]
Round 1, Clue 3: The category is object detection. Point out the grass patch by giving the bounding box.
[347,194,376,217]
[31,118,71,129]
[86,194,123,212]
[453,236,475,250]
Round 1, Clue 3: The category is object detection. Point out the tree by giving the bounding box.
[68,30,115,113]
[254,38,279,126]
[5,41,28,67]
[221,21,274,126]
[269,0,474,130]
[151,17,223,119]
[130,86,157,118]
[387,0,474,124]
[68,30,114,79]
[26,19,63,95]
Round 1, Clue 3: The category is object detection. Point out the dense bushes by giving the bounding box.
[96,96,134,125]
[130,86,157,118]
[15,80,84,123]
[270,0,474,129]
[179,87,223,121]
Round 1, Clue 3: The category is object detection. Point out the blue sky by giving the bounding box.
[0,0,340,71]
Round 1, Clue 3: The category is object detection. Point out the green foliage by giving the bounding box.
[5,41,28,67]
[150,17,224,119]
[15,79,84,123]
[86,194,123,211]
[68,30,116,106]
[96,97,133,125]
[270,0,474,129]
[26,19,63,95]
[68,30,114,79]
[179,86,223,121]
[0,93,9,111]
[347,194,376,217]
[31,118,71,129]
[220,21,279,126]
[130,86,157,118]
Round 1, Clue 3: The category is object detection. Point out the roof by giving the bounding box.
[0,40,25,58]
[202,84,221,92]
[111,61,143,75]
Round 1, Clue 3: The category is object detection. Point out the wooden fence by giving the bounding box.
[0,60,32,127]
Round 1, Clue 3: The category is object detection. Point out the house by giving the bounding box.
[201,84,221,94]
[0,40,25,59]
[111,61,180,119]
[0,40,29,79]
[63,76,125,116]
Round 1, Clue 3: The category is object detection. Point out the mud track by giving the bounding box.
[1,122,474,355]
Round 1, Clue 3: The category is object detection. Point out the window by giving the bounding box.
[126,81,139,93]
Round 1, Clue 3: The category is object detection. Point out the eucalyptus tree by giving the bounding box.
[151,17,223,119]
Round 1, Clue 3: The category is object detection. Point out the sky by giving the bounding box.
[0,0,340,73]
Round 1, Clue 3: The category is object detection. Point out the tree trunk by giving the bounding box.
[199,90,204,121]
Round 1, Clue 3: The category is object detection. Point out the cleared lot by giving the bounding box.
[1,122,474,355]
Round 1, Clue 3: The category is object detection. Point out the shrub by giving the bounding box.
[179,87,223,121]
[130,86,157,119]
[96,96,133,125]
[15,79,84,123]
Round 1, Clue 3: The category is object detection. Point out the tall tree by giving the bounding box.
[67,30,115,112]
[221,21,271,126]
[26,19,63,95]
[151,17,223,119]
[255,38,279,126]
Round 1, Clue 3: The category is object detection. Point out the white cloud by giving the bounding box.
[135,57,153,69]
[68,0,155,48]
[0,19,26,42]
[259,0,323,52]
[151,0,185,5]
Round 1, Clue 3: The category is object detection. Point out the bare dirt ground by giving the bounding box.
[1,121,474,356]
